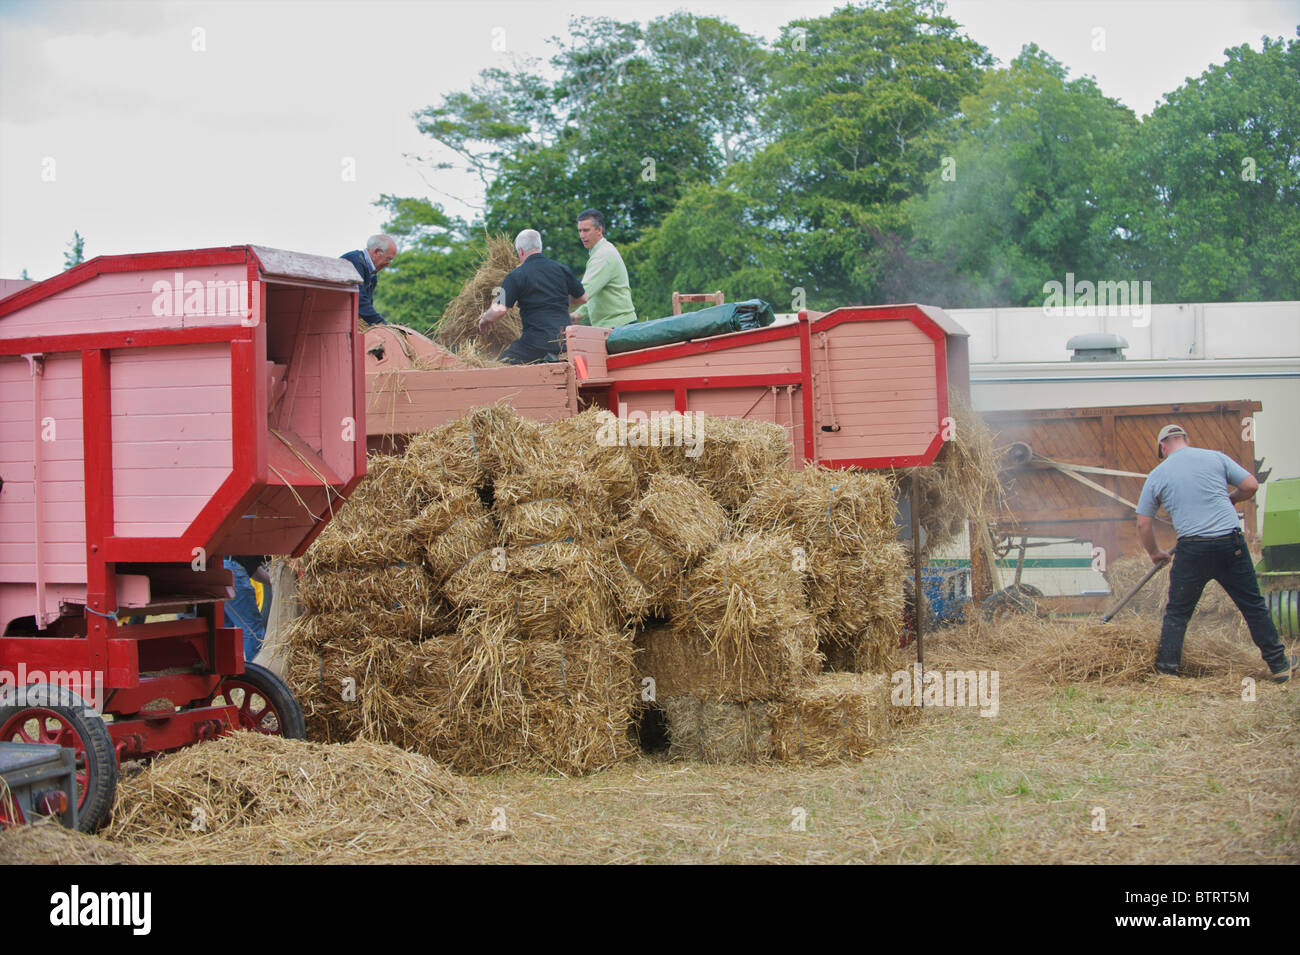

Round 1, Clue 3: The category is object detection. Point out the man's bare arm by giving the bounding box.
[1229,473,1259,504]
[1136,514,1172,564]
[478,302,508,333]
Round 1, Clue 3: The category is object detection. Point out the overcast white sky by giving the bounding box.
[1,0,1297,280]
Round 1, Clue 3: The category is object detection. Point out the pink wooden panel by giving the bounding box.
[110,412,233,444]
[0,264,253,339]
[0,353,87,586]
[615,391,677,415]
[607,335,800,381]
[110,344,232,537]
[1,520,88,545]
[317,332,354,479]
[219,484,333,556]
[811,317,941,463]
[108,440,230,469]
[366,365,571,435]
[565,325,612,379]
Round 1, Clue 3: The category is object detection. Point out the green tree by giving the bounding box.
[634,1,990,310]
[63,230,85,269]
[1095,32,1300,301]
[631,178,791,318]
[905,44,1137,306]
[409,13,769,273]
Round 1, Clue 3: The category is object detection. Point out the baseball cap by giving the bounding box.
[1156,424,1187,458]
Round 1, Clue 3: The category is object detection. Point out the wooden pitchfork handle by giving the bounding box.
[1101,551,1173,623]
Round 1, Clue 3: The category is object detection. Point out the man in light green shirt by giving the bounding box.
[570,209,638,328]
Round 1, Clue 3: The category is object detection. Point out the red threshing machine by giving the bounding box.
[0,246,367,829]
[365,304,970,467]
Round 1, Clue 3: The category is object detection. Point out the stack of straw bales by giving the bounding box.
[285,404,914,771]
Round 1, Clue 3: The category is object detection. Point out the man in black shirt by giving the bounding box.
[478,229,586,364]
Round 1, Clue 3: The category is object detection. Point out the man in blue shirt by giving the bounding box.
[478,229,586,364]
[1136,424,1295,681]
[341,234,398,325]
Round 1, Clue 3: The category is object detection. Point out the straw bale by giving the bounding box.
[405,422,488,488]
[602,531,664,620]
[739,466,898,547]
[768,673,895,765]
[413,697,637,776]
[806,541,908,673]
[680,415,789,510]
[545,408,641,507]
[103,734,470,844]
[405,485,490,543]
[604,507,704,617]
[442,541,620,639]
[302,455,444,569]
[281,602,455,652]
[660,697,772,763]
[497,498,585,546]
[735,466,906,672]
[675,532,808,652]
[424,514,498,583]
[629,473,728,562]
[297,563,442,618]
[405,405,549,484]
[494,462,617,544]
[636,620,820,702]
[435,234,522,351]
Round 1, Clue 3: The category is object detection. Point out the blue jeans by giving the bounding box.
[222,559,265,663]
[1158,530,1286,673]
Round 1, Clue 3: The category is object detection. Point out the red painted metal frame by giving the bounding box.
[602,306,949,470]
[0,244,365,762]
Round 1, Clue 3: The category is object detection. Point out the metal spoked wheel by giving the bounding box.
[204,662,306,740]
[0,683,118,832]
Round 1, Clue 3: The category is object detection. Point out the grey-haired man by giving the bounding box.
[341,234,398,325]
[1136,424,1295,681]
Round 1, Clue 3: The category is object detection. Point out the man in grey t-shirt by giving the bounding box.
[1136,424,1295,681]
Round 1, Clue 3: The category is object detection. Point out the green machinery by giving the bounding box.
[1258,477,1300,638]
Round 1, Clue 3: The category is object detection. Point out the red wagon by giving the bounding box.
[0,245,366,829]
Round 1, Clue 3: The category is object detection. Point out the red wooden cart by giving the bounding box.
[0,245,367,829]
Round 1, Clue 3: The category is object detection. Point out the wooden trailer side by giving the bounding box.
[986,400,1263,571]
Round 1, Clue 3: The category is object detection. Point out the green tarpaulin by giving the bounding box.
[605,299,776,355]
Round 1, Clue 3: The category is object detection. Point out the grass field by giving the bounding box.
[3,622,1296,865]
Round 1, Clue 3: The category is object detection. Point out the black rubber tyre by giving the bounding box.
[207,662,306,740]
[0,683,118,833]
[981,584,1044,621]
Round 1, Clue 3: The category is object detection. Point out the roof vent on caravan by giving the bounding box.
[1067,332,1129,362]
